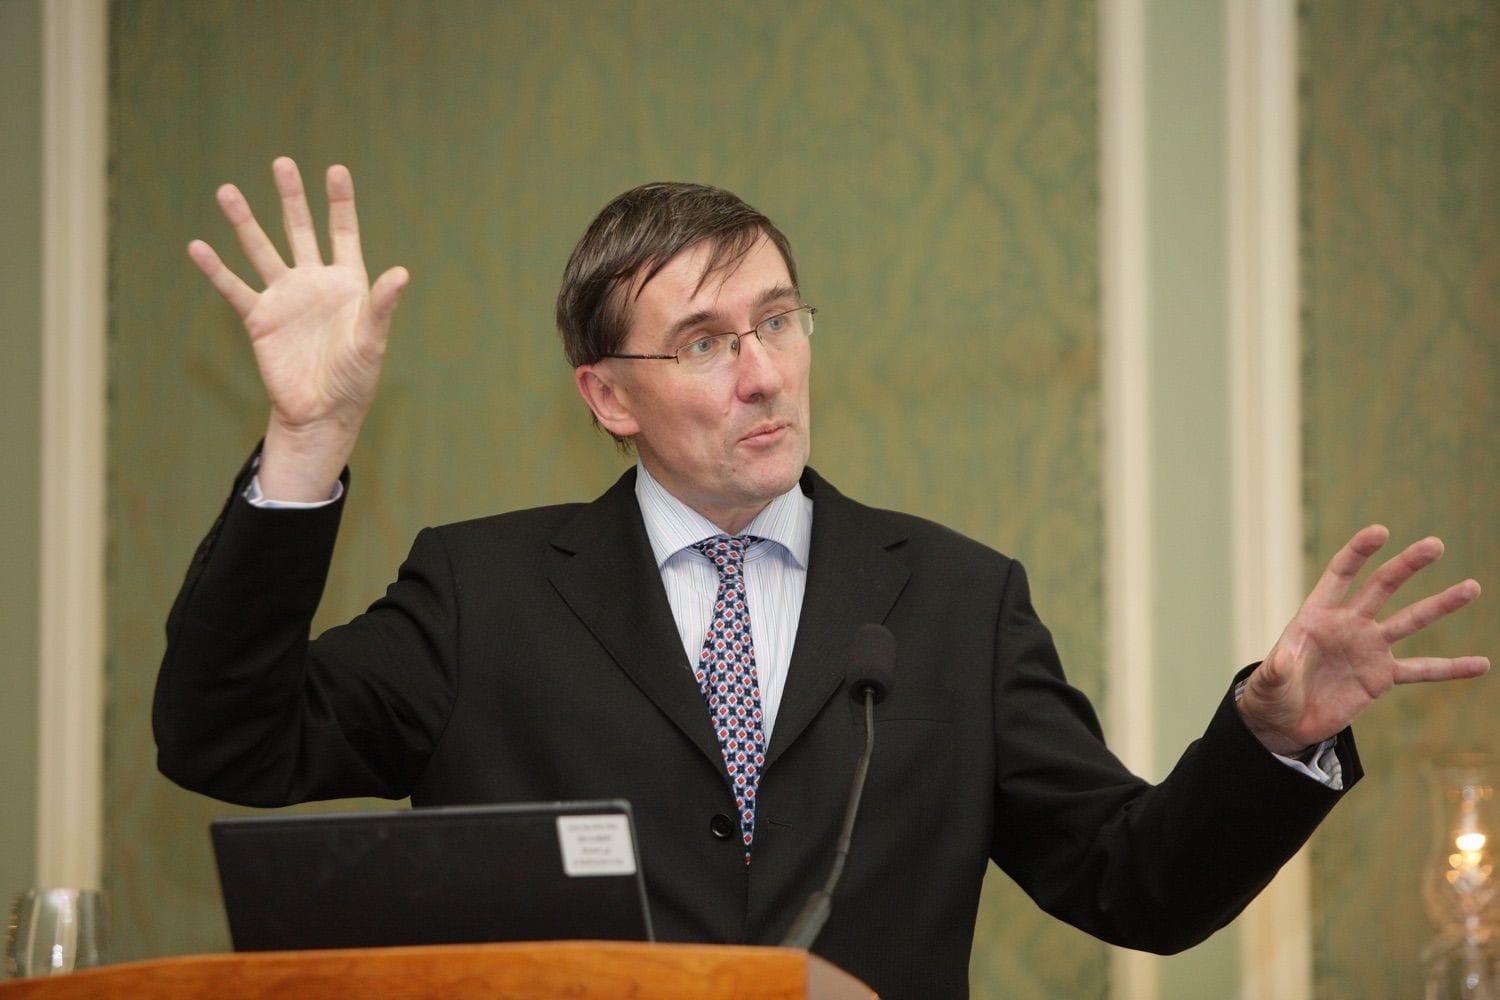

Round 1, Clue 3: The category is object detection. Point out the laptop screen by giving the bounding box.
[211,800,654,951]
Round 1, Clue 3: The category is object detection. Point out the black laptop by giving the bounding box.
[211,800,654,951]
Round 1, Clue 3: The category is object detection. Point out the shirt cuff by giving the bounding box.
[242,455,344,509]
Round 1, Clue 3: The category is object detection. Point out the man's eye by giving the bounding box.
[684,336,719,356]
[762,315,787,334]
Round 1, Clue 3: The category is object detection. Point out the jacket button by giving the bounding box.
[709,814,735,840]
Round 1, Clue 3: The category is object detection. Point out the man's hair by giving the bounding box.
[555,182,799,368]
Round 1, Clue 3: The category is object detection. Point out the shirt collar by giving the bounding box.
[634,461,813,570]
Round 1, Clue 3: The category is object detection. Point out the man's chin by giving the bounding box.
[739,452,808,501]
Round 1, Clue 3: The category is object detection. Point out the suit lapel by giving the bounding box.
[765,469,910,767]
[543,469,725,769]
[543,467,911,773]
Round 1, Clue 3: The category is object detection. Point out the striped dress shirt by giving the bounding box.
[634,462,813,742]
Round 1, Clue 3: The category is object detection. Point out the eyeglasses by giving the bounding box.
[604,305,815,375]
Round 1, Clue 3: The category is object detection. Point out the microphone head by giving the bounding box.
[847,623,895,705]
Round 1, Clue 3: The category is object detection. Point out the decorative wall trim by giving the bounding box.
[1099,1,1157,996]
[1225,1,1309,997]
[37,0,107,890]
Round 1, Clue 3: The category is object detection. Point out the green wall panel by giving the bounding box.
[0,0,42,910]
[1302,2,1500,997]
[109,2,1103,995]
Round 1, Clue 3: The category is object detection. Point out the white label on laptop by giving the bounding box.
[556,814,637,876]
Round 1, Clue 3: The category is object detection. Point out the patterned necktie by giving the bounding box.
[690,534,768,864]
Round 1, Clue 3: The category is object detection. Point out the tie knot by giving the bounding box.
[691,534,757,577]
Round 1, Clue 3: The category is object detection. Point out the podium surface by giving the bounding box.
[0,940,876,999]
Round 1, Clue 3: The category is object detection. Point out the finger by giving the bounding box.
[187,239,259,318]
[369,266,410,326]
[1306,524,1390,607]
[272,156,324,267]
[216,183,289,284]
[1381,578,1482,643]
[1350,535,1445,617]
[1392,654,1491,685]
[326,164,366,271]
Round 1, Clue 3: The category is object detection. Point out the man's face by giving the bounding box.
[576,234,812,533]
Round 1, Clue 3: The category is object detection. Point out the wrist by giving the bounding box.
[259,416,358,503]
[1233,694,1310,757]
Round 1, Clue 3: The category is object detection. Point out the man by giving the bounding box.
[157,158,1488,997]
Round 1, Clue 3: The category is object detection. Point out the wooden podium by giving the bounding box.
[0,941,876,998]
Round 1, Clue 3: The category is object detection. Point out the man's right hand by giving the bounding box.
[188,157,409,501]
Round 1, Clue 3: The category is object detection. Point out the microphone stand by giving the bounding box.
[779,685,877,950]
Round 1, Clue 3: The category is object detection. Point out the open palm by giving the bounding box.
[188,158,408,498]
[1238,526,1487,755]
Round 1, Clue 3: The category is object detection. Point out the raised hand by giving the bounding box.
[1237,525,1488,756]
[189,157,409,500]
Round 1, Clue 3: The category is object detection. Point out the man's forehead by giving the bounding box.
[634,235,763,298]
[651,235,792,301]
[624,235,793,327]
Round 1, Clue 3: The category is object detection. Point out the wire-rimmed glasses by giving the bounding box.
[605,305,815,375]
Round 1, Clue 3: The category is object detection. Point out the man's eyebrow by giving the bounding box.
[754,284,802,311]
[662,284,802,342]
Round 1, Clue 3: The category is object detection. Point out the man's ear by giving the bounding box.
[574,364,640,439]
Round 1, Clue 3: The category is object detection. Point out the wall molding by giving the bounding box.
[1099,0,1158,996]
[1225,1,1309,997]
[37,0,108,890]
[1103,2,1306,995]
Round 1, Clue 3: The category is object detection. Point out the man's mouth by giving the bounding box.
[740,420,790,445]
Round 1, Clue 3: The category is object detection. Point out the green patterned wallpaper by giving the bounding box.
[108,2,1103,995]
[1302,2,1500,997]
[0,0,42,911]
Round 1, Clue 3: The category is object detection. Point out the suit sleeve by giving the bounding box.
[987,559,1361,954]
[153,454,459,807]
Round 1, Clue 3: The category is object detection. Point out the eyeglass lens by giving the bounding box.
[678,307,813,370]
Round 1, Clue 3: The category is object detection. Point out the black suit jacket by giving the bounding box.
[156,461,1359,997]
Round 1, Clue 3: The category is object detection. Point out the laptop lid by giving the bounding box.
[211,800,654,951]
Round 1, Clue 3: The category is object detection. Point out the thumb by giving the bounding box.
[369,265,410,325]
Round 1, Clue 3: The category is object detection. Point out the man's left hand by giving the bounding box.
[1237,524,1488,756]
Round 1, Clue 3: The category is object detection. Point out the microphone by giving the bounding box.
[780,623,895,950]
[847,623,894,707]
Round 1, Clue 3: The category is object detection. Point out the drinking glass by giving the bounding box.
[4,889,107,978]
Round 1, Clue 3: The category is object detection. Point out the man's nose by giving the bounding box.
[733,331,784,398]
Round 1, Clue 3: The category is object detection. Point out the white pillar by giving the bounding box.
[37,0,108,891]
[1100,1,1159,996]
[1226,2,1309,997]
